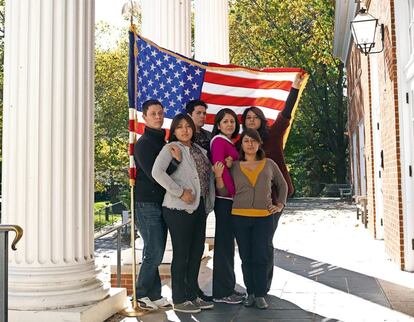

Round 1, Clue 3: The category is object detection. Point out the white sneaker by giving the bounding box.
[137,297,158,311]
[153,297,172,308]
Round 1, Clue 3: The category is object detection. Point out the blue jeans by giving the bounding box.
[135,202,167,301]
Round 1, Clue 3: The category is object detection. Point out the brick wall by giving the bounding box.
[346,0,405,269]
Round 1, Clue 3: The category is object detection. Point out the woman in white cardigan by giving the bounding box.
[152,113,215,314]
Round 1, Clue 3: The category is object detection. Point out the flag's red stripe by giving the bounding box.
[129,119,135,131]
[204,71,292,91]
[200,93,285,110]
[207,63,304,74]
[204,113,276,126]
[129,143,134,155]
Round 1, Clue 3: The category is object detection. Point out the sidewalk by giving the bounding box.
[101,198,414,322]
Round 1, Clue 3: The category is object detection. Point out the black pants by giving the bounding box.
[233,214,273,297]
[212,198,235,298]
[266,211,282,291]
[162,199,206,304]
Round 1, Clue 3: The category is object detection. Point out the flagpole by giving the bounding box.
[118,184,148,317]
[119,3,149,316]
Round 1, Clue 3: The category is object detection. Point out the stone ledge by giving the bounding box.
[9,288,127,322]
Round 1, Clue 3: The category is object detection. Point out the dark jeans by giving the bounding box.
[233,214,273,297]
[266,211,282,291]
[163,199,207,304]
[135,202,167,301]
[212,198,235,298]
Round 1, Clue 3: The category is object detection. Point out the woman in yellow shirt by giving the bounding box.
[213,128,287,309]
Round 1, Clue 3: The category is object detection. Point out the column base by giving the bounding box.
[9,288,127,322]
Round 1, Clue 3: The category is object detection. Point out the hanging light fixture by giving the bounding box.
[350,7,384,55]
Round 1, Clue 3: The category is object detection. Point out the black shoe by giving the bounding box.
[198,290,213,302]
[233,289,246,298]
[243,294,255,307]
[254,297,268,309]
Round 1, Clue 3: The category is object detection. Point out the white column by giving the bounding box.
[2,0,109,310]
[194,0,229,63]
[141,0,191,56]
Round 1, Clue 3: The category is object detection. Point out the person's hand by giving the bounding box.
[180,188,194,204]
[292,72,306,89]
[213,161,225,178]
[268,203,284,214]
[169,144,182,162]
[225,156,233,168]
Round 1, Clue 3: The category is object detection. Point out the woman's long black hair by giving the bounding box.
[211,108,240,139]
[241,106,269,142]
[168,113,196,143]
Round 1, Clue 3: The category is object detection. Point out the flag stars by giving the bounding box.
[143,70,149,77]
[160,83,165,90]
[168,62,175,70]
[164,92,171,99]
[161,68,168,75]
[166,77,173,84]
[148,79,154,86]
[187,74,194,81]
[153,88,159,96]
[177,94,183,101]
[142,86,147,93]
[164,54,170,61]
[171,86,178,93]
[184,89,190,96]
[155,73,161,80]
[156,59,162,66]
[151,50,157,57]
[194,68,202,76]
[175,109,181,115]
[192,83,199,90]
[150,64,156,71]
[182,65,188,73]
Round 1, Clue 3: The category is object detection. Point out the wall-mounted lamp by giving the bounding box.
[350,8,384,55]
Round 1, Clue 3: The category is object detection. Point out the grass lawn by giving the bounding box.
[94,201,123,231]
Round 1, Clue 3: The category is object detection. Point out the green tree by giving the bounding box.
[229,0,348,196]
[94,23,130,202]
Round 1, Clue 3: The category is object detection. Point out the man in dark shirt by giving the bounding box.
[134,99,180,310]
[185,100,211,156]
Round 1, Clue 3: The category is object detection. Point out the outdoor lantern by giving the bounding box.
[350,7,384,55]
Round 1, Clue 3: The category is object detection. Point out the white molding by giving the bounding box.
[333,0,358,62]
[394,0,414,272]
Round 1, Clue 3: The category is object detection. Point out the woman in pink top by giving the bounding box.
[210,108,244,304]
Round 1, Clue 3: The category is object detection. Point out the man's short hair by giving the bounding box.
[184,99,207,115]
[142,99,163,115]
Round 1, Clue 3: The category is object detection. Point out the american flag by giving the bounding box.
[128,30,307,182]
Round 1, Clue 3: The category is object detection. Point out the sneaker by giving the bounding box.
[173,300,201,313]
[192,297,214,309]
[243,294,255,307]
[153,297,172,308]
[137,297,158,311]
[213,293,243,304]
[254,297,268,309]
[197,290,213,302]
[234,289,246,298]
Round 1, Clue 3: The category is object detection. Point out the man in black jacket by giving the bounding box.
[134,99,180,310]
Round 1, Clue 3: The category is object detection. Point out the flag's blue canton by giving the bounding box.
[136,38,206,118]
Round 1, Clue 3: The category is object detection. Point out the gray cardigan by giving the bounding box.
[152,142,215,214]
[227,159,288,212]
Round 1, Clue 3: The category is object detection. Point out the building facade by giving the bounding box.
[334,0,414,271]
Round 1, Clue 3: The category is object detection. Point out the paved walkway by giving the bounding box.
[98,198,414,322]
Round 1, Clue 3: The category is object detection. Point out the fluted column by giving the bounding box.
[2,0,109,310]
[194,0,229,63]
[141,0,191,56]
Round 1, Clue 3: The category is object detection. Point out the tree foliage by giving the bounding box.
[94,22,130,201]
[229,0,348,196]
